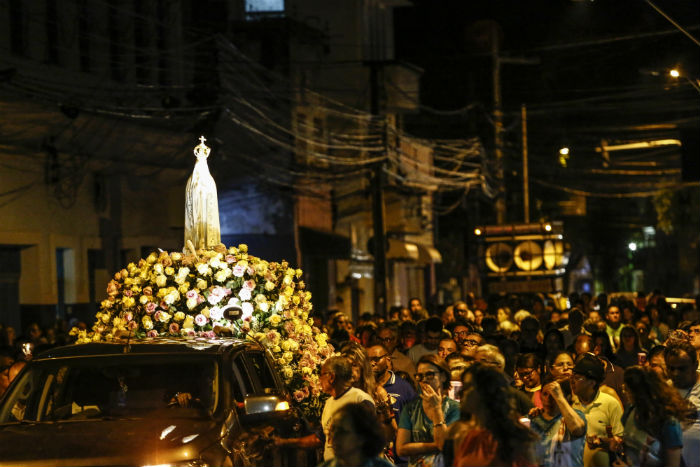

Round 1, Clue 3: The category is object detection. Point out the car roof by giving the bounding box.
[34,337,256,360]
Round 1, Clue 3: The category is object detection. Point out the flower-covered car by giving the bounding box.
[72,244,332,420]
[0,337,308,467]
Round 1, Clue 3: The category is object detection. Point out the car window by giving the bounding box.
[0,356,220,423]
[231,354,249,400]
[246,351,278,395]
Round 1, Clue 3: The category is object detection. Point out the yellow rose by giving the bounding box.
[174,312,185,322]
[295,268,303,278]
[258,301,270,313]
[196,279,207,290]
[157,288,168,298]
[283,352,294,363]
[165,266,175,276]
[282,275,293,286]
[147,253,158,264]
[292,295,301,305]
[202,307,210,318]
[214,270,228,283]
[171,252,182,261]
[282,367,294,380]
[186,297,198,310]
[272,345,281,353]
[153,263,164,275]
[101,313,111,324]
[265,281,275,291]
[112,317,122,327]
[122,296,135,308]
[239,244,248,253]
[301,366,312,376]
[178,283,189,294]
[142,316,153,330]
[139,295,149,305]
[156,275,168,288]
[164,290,179,305]
[183,315,194,330]
[269,314,281,326]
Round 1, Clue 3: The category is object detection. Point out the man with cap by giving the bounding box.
[570,353,623,467]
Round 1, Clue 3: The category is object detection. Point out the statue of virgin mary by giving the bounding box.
[184,136,221,251]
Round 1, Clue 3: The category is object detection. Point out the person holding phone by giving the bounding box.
[396,354,459,467]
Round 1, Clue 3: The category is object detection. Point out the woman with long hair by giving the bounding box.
[339,341,397,461]
[617,366,688,467]
[615,326,646,368]
[449,363,537,466]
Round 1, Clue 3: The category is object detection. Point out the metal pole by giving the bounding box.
[492,27,506,224]
[522,104,530,223]
[369,62,387,317]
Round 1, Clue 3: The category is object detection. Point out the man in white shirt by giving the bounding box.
[570,353,623,467]
[273,355,374,461]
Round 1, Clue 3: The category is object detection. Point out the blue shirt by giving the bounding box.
[383,371,418,420]
[531,409,587,467]
[622,406,683,467]
[398,396,460,467]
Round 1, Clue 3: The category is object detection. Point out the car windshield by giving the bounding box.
[0,355,219,424]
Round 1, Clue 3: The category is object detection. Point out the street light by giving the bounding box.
[668,68,700,93]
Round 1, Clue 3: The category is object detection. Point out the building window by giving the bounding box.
[245,0,285,20]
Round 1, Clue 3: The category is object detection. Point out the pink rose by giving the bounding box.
[194,314,208,327]
[232,265,245,277]
[243,280,256,290]
[154,311,162,322]
[159,300,168,310]
[146,302,157,314]
[128,320,138,331]
[247,267,255,276]
[186,289,198,299]
[123,289,133,297]
[293,390,305,402]
[124,312,133,322]
[147,330,158,337]
[169,322,180,334]
[225,255,235,263]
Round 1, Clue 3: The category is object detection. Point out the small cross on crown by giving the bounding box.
[193,135,211,159]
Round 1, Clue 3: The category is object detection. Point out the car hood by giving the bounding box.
[0,417,220,467]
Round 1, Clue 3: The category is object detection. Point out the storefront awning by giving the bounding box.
[386,239,420,261]
[415,243,442,264]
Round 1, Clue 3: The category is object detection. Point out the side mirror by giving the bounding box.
[243,395,289,415]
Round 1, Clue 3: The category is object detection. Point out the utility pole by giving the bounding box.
[492,30,506,225]
[369,62,388,318]
[491,27,539,224]
[521,104,530,223]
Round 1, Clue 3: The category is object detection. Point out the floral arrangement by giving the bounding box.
[72,243,332,419]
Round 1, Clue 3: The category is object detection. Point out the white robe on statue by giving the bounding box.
[184,137,221,251]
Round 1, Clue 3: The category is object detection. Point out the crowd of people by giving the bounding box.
[282,292,700,467]
[2,291,700,467]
